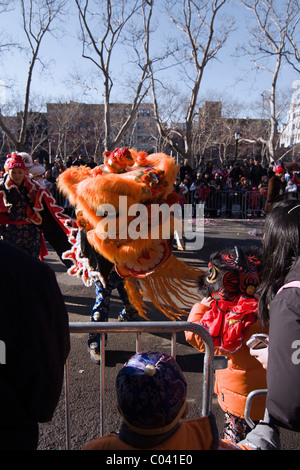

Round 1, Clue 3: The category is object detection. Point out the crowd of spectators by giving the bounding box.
[42,154,97,190]
[175,156,300,218]
[15,154,94,199]
[1,152,299,219]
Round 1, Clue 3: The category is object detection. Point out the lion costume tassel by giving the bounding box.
[57,148,203,320]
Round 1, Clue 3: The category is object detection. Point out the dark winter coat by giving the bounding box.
[264,175,284,214]
[266,257,300,431]
[0,240,70,448]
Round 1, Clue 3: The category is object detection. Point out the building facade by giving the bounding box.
[0,102,158,164]
[197,101,269,162]
[280,80,300,148]
[47,101,158,163]
[1,100,271,166]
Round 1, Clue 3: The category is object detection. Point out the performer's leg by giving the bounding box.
[88,279,111,363]
[113,272,139,322]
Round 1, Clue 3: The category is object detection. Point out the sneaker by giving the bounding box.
[88,337,107,364]
[118,310,139,322]
[88,346,101,364]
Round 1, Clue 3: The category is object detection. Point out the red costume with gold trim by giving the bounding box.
[0,153,76,263]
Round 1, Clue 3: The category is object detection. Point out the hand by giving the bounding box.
[249,346,268,369]
[201,296,213,307]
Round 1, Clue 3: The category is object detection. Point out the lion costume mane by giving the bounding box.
[57,148,203,320]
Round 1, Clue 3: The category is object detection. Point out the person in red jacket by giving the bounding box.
[185,245,268,443]
[0,152,75,263]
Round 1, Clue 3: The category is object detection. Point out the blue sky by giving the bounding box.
[0,0,299,119]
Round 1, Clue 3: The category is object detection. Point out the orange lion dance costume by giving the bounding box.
[57,148,203,320]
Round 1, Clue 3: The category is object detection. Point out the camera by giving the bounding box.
[246,333,269,350]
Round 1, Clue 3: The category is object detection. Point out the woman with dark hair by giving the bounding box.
[251,199,300,432]
[257,199,300,324]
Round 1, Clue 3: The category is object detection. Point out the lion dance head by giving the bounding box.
[57,148,203,319]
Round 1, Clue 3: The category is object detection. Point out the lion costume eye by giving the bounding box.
[206,264,221,283]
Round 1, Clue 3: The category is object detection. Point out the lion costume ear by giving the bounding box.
[57,166,93,207]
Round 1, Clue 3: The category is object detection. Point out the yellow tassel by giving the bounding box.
[125,256,204,320]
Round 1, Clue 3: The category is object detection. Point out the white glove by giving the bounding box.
[249,346,268,369]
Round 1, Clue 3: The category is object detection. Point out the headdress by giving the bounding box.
[116,351,187,434]
[57,148,203,319]
[275,166,285,174]
[197,245,262,352]
[199,245,261,300]
[5,153,26,171]
[29,162,46,178]
[17,152,33,169]
[16,151,46,179]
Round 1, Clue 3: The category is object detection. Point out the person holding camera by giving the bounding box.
[249,199,300,433]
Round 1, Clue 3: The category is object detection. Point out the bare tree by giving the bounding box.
[0,1,19,56]
[0,0,67,151]
[148,0,234,163]
[240,0,300,162]
[75,0,154,151]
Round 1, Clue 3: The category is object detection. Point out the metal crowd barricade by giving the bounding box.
[65,321,228,450]
[244,389,268,429]
[52,183,300,221]
[203,190,263,219]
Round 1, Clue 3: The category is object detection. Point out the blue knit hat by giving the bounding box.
[116,351,187,435]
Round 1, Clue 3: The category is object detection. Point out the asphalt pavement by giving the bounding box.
[37,218,300,451]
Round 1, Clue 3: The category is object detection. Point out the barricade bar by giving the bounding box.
[65,321,227,450]
[244,389,268,429]
[54,187,299,221]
